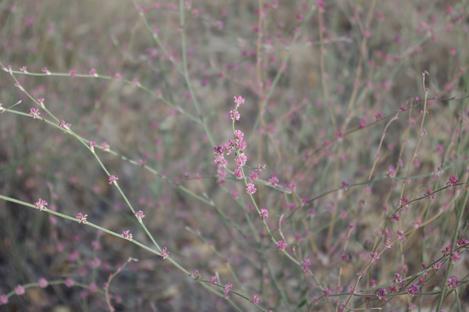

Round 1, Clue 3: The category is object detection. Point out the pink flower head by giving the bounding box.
[259,208,269,219]
[269,175,279,186]
[359,117,367,128]
[135,210,145,221]
[433,261,443,271]
[0,294,8,305]
[161,246,169,260]
[38,277,48,288]
[100,142,110,151]
[235,153,247,167]
[233,129,244,141]
[447,276,459,288]
[288,181,297,192]
[316,0,325,10]
[30,107,41,119]
[76,212,88,224]
[89,257,101,269]
[397,230,405,241]
[217,166,227,183]
[89,68,98,77]
[451,251,461,262]
[229,109,240,121]
[14,285,25,296]
[276,240,287,251]
[233,95,245,108]
[209,275,218,285]
[224,139,236,155]
[391,212,400,222]
[370,251,380,263]
[387,165,396,178]
[251,294,261,304]
[442,244,451,256]
[88,282,98,293]
[191,270,200,279]
[65,278,75,288]
[37,98,45,107]
[121,230,133,240]
[108,175,119,184]
[237,138,247,151]
[407,284,419,296]
[448,175,458,186]
[41,67,51,75]
[341,180,350,190]
[213,145,225,155]
[223,283,233,297]
[233,167,243,179]
[214,153,227,168]
[89,140,97,151]
[246,182,257,195]
[59,120,71,131]
[393,273,402,284]
[400,196,409,207]
[424,188,436,200]
[249,168,261,181]
[68,251,79,262]
[376,288,387,300]
[34,198,48,211]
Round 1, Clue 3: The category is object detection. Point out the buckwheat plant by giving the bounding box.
[0,0,468,311]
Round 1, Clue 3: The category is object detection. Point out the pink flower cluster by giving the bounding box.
[276,240,288,251]
[135,210,145,221]
[59,120,71,131]
[30,107,41,119]
[223,283,233,297]
[108,175,119,184]
[229,95,245,121]
[448,175,458,186]
[15,285,25,295]
[447,275,459,288]
[38,277,48,288]
[0,294,8,305]
[251,294,261,304]
[121,230,133,240]
[259,208,269,219]
[34,198,48,211]
[76,212,88,224]
[214,96,259,195]
[160,246,169,260]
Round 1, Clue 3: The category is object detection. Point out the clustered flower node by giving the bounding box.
[34,198,48,211]
[30,107,41,119]
[108,175,119,185]
[76,212,88,224]
[161,246,169,260]
[135,210,145,221]
[213,96,261,195]
[121,230,133,240]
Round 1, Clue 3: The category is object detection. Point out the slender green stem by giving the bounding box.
[0,194,161,256]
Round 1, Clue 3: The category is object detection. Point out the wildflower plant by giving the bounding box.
[0,0,468,311]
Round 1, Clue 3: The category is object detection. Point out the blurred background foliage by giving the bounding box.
[0,0,468,311]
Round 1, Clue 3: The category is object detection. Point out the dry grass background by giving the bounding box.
[0,0,468,311]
